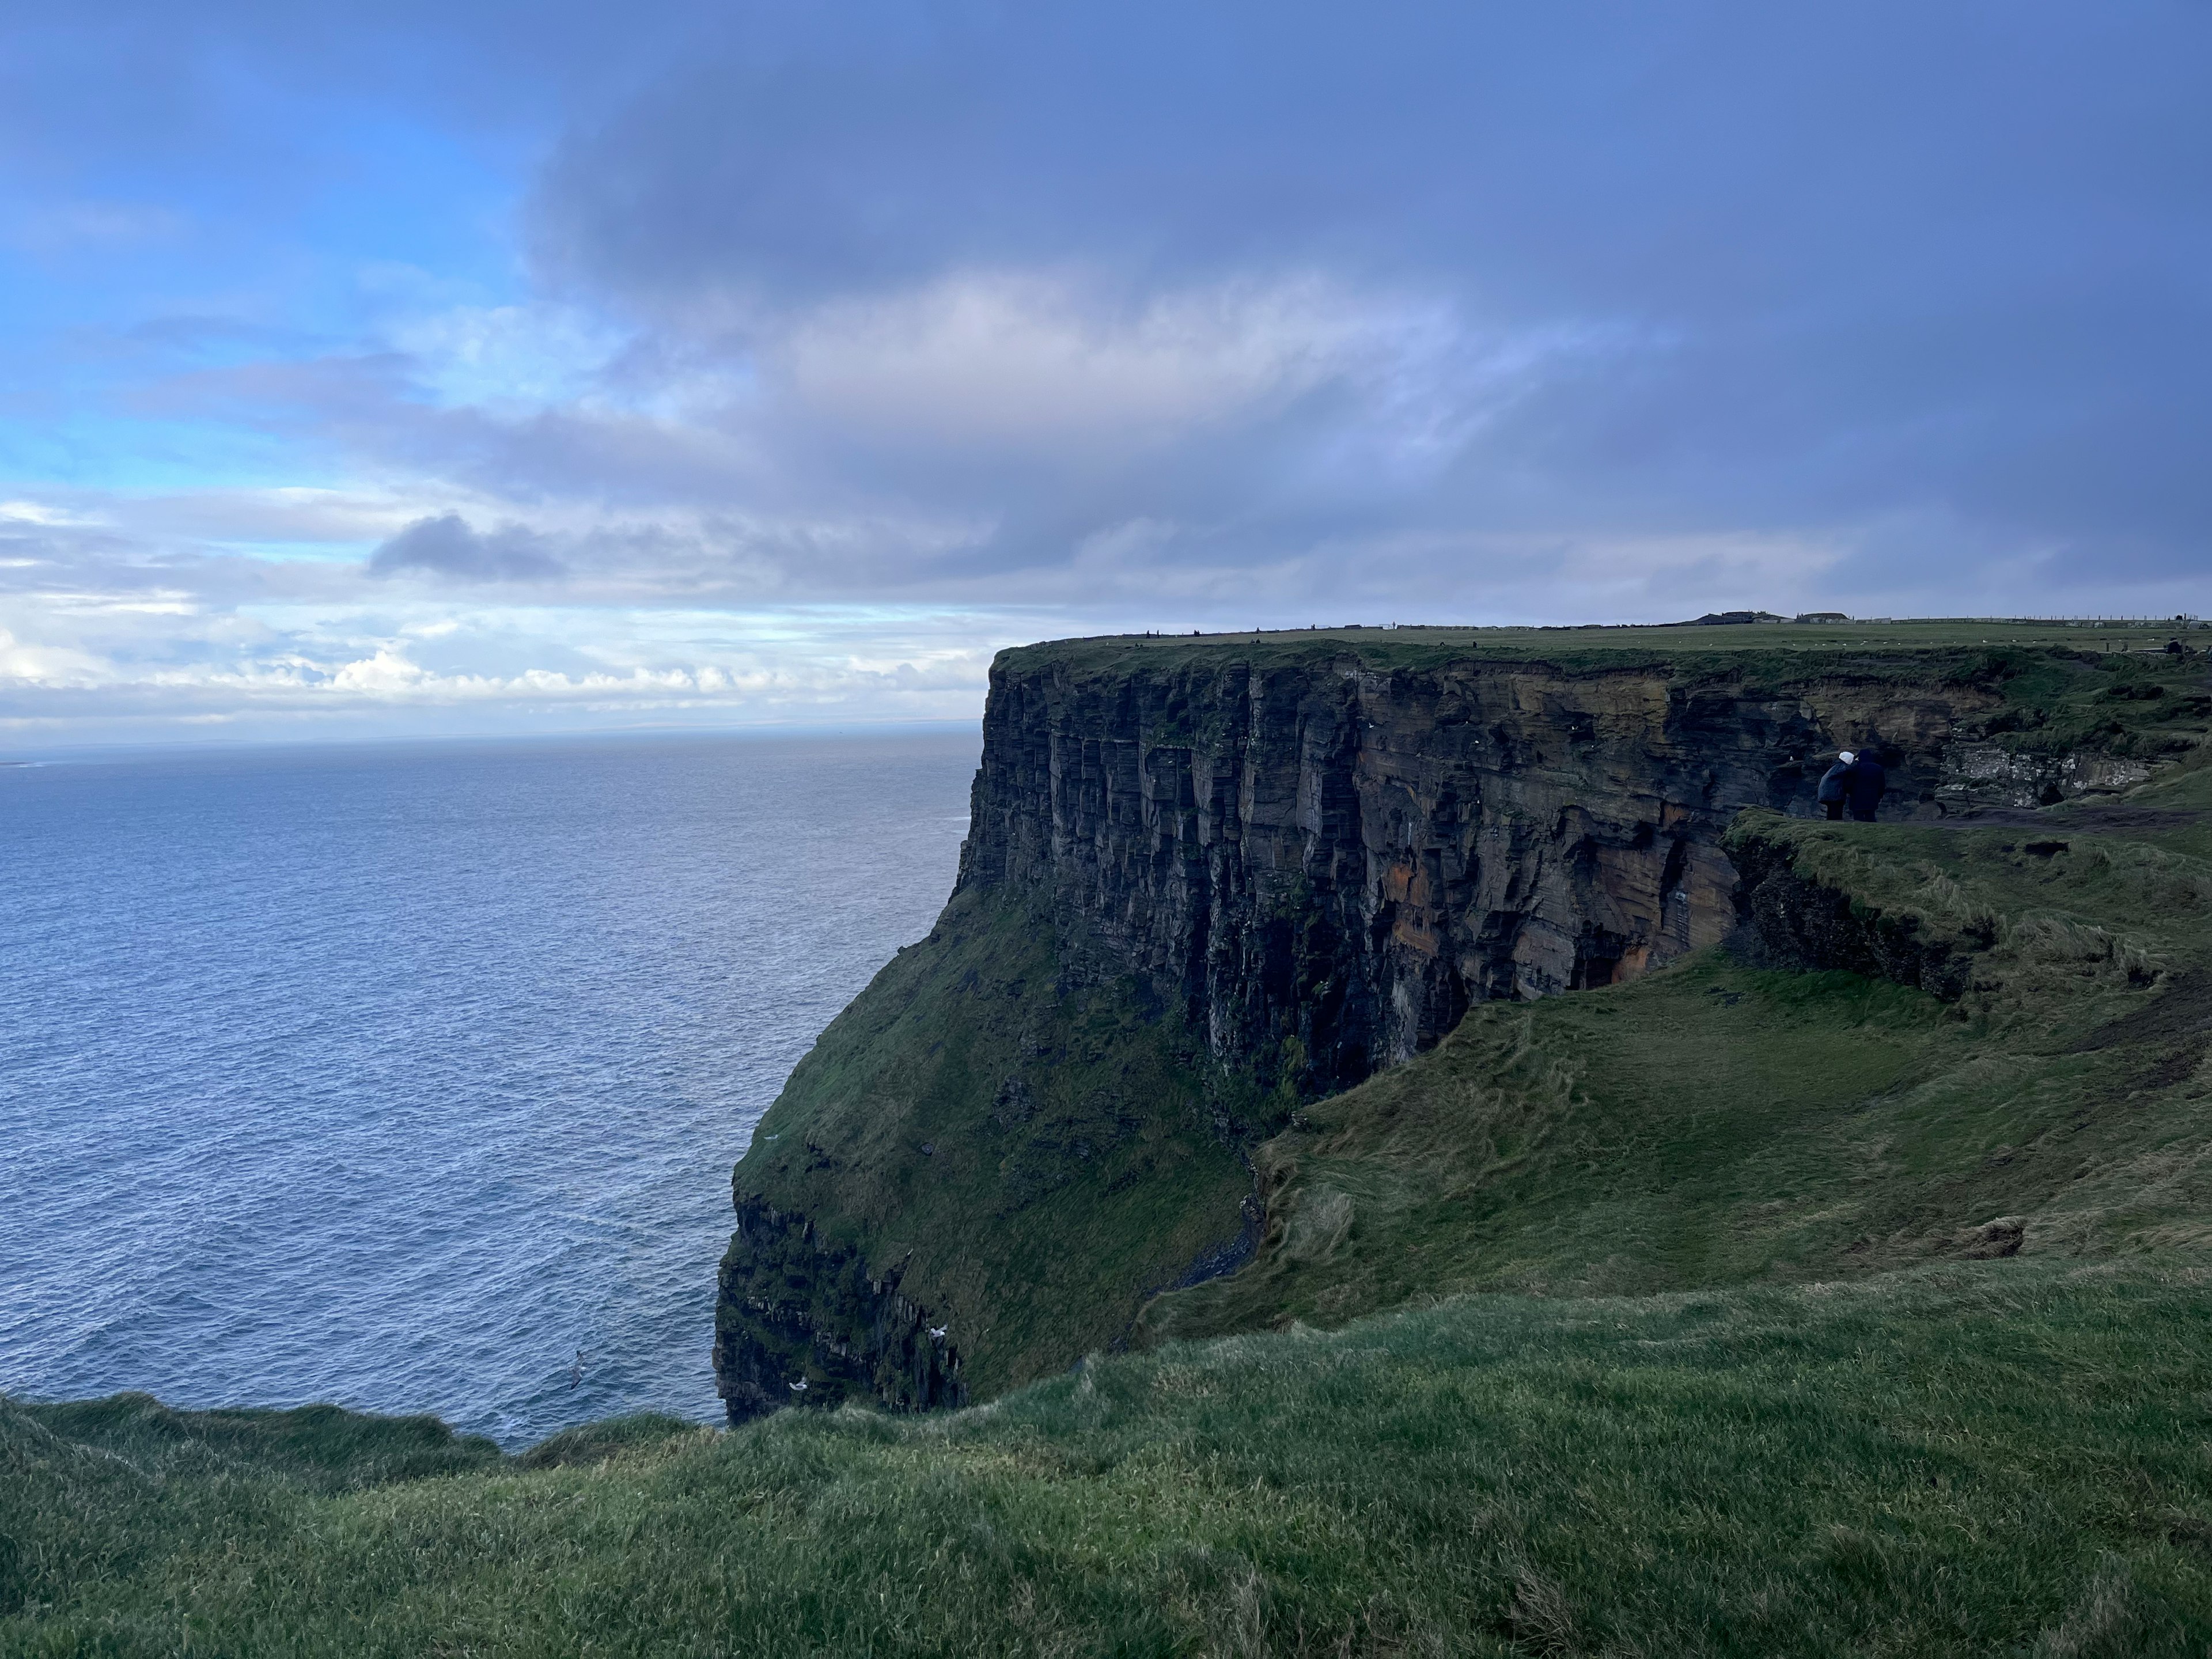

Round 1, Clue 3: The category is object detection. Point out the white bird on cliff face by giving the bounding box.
[789,1378,808,1392]
[929,1325,948,1340]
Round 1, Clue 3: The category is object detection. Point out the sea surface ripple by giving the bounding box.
[0,729,976,1447]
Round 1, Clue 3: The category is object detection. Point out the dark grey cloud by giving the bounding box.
[369,513,566,581]
[540,4,2207,314]
[516,1,2212,594]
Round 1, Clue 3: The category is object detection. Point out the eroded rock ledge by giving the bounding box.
[1724,815,1995,1001]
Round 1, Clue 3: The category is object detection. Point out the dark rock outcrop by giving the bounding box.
[714,1196,963,1423]
[1724,816,1993,1001]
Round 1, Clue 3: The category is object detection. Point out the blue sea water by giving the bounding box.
[0,729,976,1448]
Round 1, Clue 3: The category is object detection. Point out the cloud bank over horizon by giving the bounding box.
[2,2,2206,745]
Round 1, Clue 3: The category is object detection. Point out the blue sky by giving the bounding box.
[2,2,2207,745]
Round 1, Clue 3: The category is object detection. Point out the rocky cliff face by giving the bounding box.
[1723,815,1996,1002]
[713,1196,963,1420]
[957,646,2002,1094]
[715,630,2193,1422]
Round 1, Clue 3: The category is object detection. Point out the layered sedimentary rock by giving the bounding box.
[958,645,1998,1093]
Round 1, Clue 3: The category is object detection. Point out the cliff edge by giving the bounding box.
[716,622,2209,1418]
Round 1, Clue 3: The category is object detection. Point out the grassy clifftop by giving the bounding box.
[720,624,2211,1416]
[1007,620,2212,765]
[12,1257,2212,1654]
[1013,616,2205,670]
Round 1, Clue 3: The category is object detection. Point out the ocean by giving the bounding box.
[0,728,977,1448]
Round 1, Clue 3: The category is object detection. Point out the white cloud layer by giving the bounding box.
[781,272,1416,449]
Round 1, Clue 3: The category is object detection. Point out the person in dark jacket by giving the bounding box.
[1847,752,1888,821]
[1817,752,1855,820]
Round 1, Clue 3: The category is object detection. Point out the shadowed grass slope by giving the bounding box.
[9,1260,2212,1655]
[730,884,1255,1399]
[1146,764,2212,1346]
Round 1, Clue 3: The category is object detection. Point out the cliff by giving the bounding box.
[716,623,2210,1419]
[14,630,2212,1654]
[963,637,1999,1090]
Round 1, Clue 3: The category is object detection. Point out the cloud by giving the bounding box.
[524,2,2212,568]
[0,533,1028,747]
[777,273,1353,449]
[4,1,2211,746]
[0,626,107,684]
[369,513,566,581]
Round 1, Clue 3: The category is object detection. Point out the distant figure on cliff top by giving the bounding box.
[1818,752,1857,820]
[1847,752,1888,822]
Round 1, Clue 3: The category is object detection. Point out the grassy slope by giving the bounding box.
[732,885,1255,1397]
[11,1260,2212,1656]
[1146,763,2212,1345]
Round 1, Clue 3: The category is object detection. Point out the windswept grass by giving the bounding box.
[10,1258,2212,1655]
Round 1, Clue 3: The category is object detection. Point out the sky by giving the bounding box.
[2,2,2207,746]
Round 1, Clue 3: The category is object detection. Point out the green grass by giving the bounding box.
[1014,619,2209,676]
[1147,764,2212,1347]
[1736,760,2212,942]
[732,885,1255,1399]
[11,1259,2212,1654]
[742,632,2212,1407]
